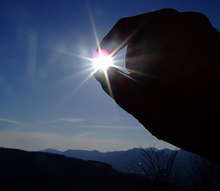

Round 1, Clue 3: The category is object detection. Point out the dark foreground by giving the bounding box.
[0,147,145,191]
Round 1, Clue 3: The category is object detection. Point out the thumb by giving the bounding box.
[94,66,136,98]
[94,67,137,112]
[94,67,159,116]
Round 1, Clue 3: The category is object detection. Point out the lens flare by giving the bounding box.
[92,50,113,71]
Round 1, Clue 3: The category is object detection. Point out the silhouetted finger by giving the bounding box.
[98,9,180,56]
[94,67,138,112]
[98,16,148,55]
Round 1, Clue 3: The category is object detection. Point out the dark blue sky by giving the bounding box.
[0,0,220,151]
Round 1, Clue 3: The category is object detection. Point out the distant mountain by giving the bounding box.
[41,148,63,155]
[0,147,145,191]
[42,148,144,173]
[64,149,101,160]
[41,147,195,179]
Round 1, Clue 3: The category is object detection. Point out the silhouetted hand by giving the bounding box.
[94,9,220,164]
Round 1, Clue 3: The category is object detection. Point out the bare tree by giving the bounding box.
[189,154,220,191]
[140,146,178,190]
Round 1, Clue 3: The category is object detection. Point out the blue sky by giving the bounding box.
[0,0,220,152]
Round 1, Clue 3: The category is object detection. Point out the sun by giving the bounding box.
[92,50,113,71]
[51,8,122,97]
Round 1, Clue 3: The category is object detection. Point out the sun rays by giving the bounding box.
[48,6,135,100]
[51,11,119,98]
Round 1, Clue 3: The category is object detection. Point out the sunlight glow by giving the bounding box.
[92,50,113,71]
[50,5,136,101]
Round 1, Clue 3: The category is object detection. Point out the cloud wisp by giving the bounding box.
[57,118,84,123]
[0,118,23,125]
[73,125,138,129]
[38,118,85,125]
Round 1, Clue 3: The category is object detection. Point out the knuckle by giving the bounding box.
[183,12,212,27]
[115,17,130,29]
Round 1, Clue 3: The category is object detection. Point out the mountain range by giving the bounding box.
[41,147,195,181]
[0,147,202,190]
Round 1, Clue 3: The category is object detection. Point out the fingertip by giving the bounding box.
[93,66,118,84]
[93,66,129,97]
[93,68,105,82]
